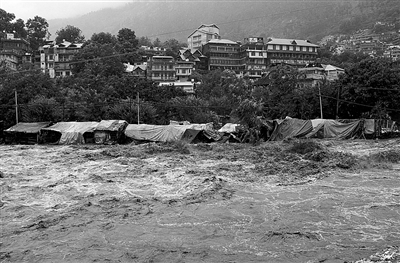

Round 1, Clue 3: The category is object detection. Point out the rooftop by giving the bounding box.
[267,38,319,47]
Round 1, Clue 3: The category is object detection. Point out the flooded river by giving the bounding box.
[0,143,399,262]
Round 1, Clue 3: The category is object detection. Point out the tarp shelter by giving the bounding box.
[41,122,99,144]
[269,118,313,141]
[4,122,51,144]
[124,124,220,143]
[306,119,361,139]
[94,120,128,144]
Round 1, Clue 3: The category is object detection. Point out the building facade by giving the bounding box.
[40,40,83,78]
[0,33,31,70]
[265,38,319,67]
[202,39,245,75]
[175,60,194,82]
[147,56,176,82]
[187,24,220,50]
[242,37,268,79]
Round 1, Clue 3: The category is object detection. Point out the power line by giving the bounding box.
[320,94,400,112]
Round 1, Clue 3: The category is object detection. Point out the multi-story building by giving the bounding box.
[0,33,31,70]
[242,37,268,79]
[265,38,319,67]
[175,60,194,82]
[187,24,220,50]
[147,56,176,82]
[40,40,83,78]
[202,39,245,75]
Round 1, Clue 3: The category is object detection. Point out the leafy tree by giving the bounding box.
[22,96,61,122]
[168,96,218,124]
[138,36,152,46]
[26,15,50,50]
[162,38,186,57]
[153,37,161,47]
[90,32,117,45]
[0,10,27,38]
[337,58,400,119]
[55,25,85,43]
[116,28,139,63]
[0,9,15,33]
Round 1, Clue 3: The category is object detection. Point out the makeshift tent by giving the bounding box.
[94,120,128,144]
[41,122,99,144]
[306,119,361,139]
[269,118,313,141]
[124,124,220,143]
[4,122,51,144]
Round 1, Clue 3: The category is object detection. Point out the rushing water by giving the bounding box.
[0,145,399,262]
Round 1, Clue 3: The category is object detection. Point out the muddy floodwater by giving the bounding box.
[0,141,399,262]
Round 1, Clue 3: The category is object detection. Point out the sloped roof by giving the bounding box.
[207,39,239,45]
[267,38,319,47]
[5,122,51,133]
[42,122,99,144]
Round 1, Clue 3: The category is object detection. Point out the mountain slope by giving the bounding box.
[48,0,400,43]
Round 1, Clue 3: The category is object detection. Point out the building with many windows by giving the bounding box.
[266,38,319,67]
[39,40,83,78]
[0,33,31,70]
[202,39,245,75]
[175,60,194,82]
[147,56,176,82]
[242,37,268,79]
[187,24,220,50]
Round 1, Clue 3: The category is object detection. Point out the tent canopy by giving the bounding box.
[95,120,128,132]
[42,122,99,144]
[307,119,361,139]
[269,118,313,141]
[125,123,216,143]
[5,122,51,133]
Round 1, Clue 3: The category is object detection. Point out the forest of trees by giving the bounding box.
[1,9,400,130]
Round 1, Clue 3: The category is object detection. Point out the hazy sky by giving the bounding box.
[0,0,128,21]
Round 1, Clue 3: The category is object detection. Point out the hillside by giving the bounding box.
[48,0,400,43]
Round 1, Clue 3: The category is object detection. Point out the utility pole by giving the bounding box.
[137,92,140,124]
[335,86,342,119]
[15,90,18,124]
[318,85,323,119]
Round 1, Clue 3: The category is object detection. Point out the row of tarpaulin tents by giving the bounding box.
[268,117,398,141]
[3,120,220,145]
[2,118,398,145]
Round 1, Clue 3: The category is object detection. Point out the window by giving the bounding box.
[251,52,255,56]
[296,46,300,51]
[66,71,71,76]
[259,52,263,56]
[289,46,294,51]
[302,47,307,51]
